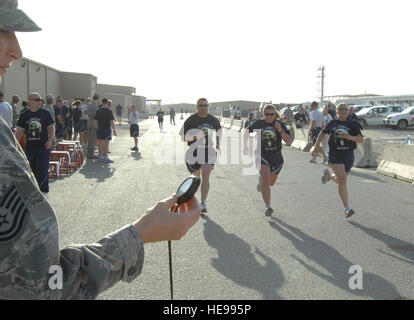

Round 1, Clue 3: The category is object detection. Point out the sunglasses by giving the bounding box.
[31,98,42,102]
[264,113,275,116]
[198,104,209,107]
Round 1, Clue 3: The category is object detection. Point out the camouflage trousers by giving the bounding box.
[87,127,97,156]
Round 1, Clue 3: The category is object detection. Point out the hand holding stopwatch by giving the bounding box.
[168,176,201,300]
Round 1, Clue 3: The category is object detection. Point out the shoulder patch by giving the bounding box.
[0,184,29,243]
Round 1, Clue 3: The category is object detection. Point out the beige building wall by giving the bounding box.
[97,83,136,96]
[60,72,97,100]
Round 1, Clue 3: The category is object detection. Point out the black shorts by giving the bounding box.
[55,126,65,139]
[97,127,112,140]
[185,146,217,173]
[311,127,322,144]
[73,121,83,132]
[130,124,139,137]
[158,118,164,123]
[256,151,284,175]
[329,150,354,172]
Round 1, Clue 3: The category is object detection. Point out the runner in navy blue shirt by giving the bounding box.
[243,104,291,218]
[313,103,364,218]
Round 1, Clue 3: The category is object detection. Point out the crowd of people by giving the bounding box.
[0,0,366,300]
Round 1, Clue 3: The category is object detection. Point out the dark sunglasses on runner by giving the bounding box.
[31,98,41,102]
[198,104,209,107]
[264,113,275,116]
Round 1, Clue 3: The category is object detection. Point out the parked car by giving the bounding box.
[356,105,404,127]
[383,106,414,130]
[352,104,372,113]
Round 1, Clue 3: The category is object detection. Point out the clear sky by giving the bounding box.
[18,0,414,104]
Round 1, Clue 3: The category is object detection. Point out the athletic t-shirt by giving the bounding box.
[247,119,290,154]
[156,111,164,121]
[310,108,323,128]
[72,108,82,123]
[294,113,307,124]
[116,105,123,115]
[129,111,139,125]
[81,104,89,120]
[16,108,54,148]
[54,106,64,128]
[180,113,221,148]
[322,119,363,152]
[94,107,114,128]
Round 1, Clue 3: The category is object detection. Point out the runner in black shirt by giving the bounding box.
[243,104,291,217]
[179,98,222,213]
[156,108,164,132]
[313,103,364,218]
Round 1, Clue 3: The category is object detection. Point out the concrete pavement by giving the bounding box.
[48,116,414,300]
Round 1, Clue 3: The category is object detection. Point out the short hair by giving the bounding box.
[101,98,108,104]
[56,98,63,103]
[197,98,208,105]
[311,101,318,107]
[93,93,100,100]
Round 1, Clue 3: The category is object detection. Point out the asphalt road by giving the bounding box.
[48,116,414,300]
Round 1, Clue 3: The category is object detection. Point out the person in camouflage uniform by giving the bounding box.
[284,105,294,126]
[0,0,201,300]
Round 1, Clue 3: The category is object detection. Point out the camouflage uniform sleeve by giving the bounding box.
[0,118,145,300]
[60,225,145,300]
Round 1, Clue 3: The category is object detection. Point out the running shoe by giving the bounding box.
[131,146,138,151]
[104,158,114,163]
[322,155,328,164]
[321,168,331,184]
[200,202,207,213]
[265,207,273,217]
[98,156,104,162]
[257,176,262,192]
[309,158,317,164]
[345,208,355,218]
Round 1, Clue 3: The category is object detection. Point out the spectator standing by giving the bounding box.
[328,103,337,120]
[129,104,140,151]
[284,105,293,126]
[308,101,324,164]
[294,107,308,128]
[10,95,19,128]
[81,97,90,148]
[95,98,117,163]
[72,100,83,142]
[15,92,55,196]
[116,104,123,124]
[63,100,72,140]
[348,106,358,121]
[44,95,56,123]
[0,91,12,128]
[170,107,176,125]
[54,98,65,142]
[86,93,100,159]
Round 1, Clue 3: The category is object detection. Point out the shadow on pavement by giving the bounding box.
[269,217,401,299]
[349,169,385,183]
[78,159,116,182]
[130,151,142,161]
[348,221,414,266]
[202,215,285,299]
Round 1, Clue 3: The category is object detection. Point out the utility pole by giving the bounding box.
[317,66,325,102]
